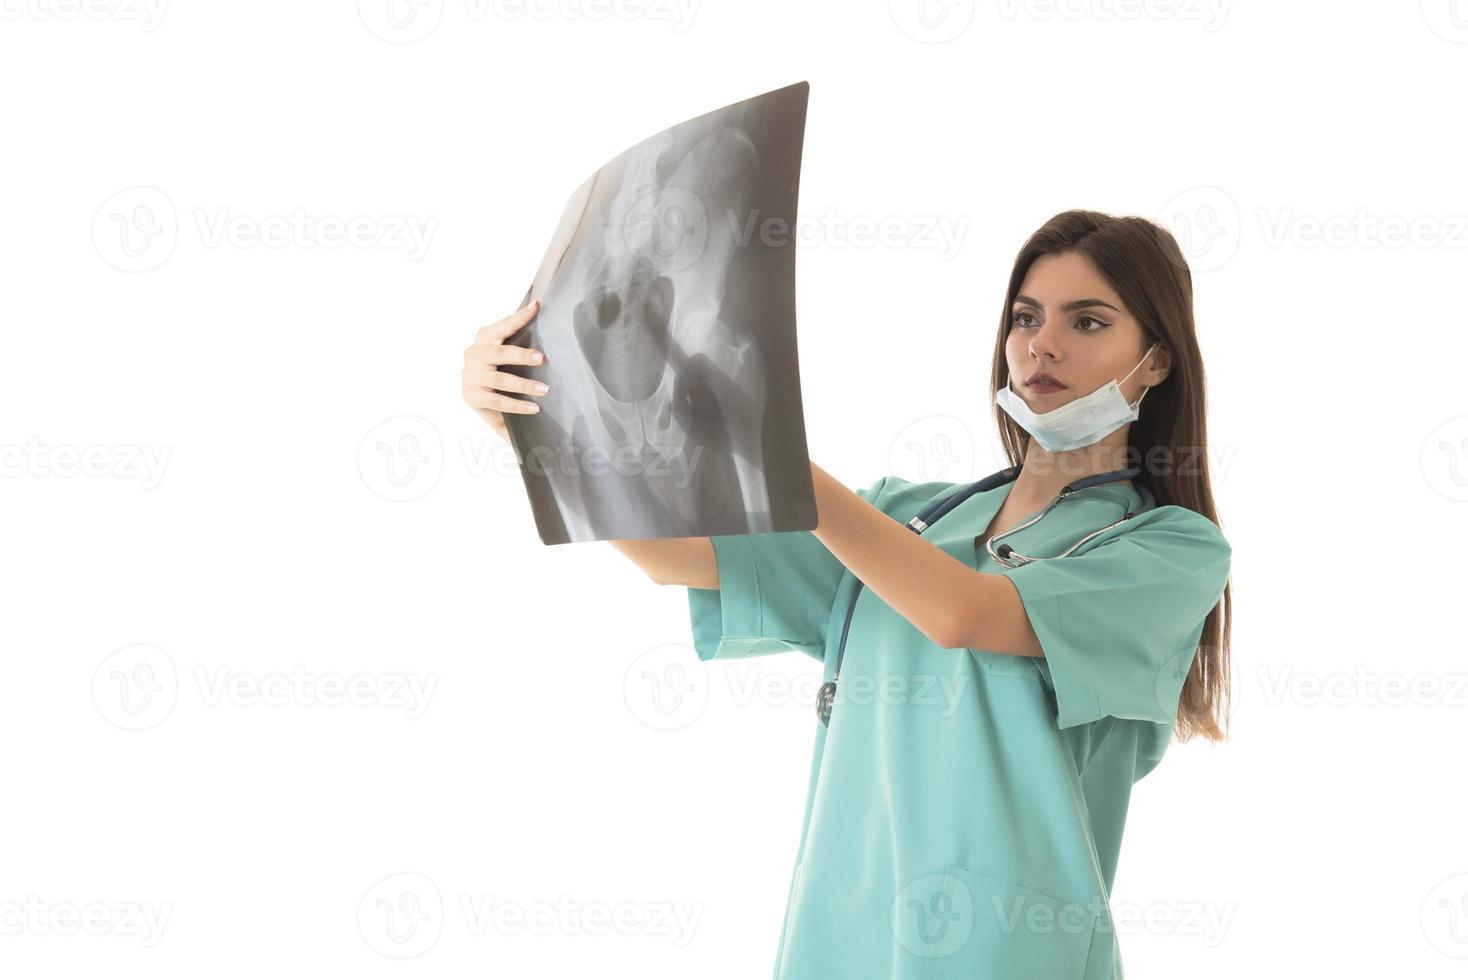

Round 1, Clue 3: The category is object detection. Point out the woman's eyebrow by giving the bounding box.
[1012,293,1121,313]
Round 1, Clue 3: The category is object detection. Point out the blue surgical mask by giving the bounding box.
[994,343,1158,452]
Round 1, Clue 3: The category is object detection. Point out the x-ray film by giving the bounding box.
[502,81,815,545]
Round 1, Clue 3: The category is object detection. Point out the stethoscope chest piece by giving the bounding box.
[816,679,837,728]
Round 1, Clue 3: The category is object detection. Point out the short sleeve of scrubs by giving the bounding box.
[686,476,890,663]
[999,505,1231,730]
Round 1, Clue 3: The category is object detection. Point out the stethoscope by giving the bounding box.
[815,464,1156,728]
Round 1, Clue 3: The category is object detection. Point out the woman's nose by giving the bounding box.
[1026,324,1062,362]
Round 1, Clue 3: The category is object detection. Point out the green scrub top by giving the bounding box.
[685,474,1231,980]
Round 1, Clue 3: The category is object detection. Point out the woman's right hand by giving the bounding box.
[460,299,551,445]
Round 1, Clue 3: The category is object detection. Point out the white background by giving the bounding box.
[3,1,1467,977]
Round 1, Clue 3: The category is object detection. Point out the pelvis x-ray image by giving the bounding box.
[501,81,816,545]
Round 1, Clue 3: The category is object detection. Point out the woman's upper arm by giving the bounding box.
[683,477,892,663]
[607,536,717,589]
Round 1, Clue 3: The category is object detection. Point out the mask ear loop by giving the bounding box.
[1124,342,1159,413]
[1129,384,1150,414]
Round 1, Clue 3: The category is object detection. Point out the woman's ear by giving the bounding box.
[1147,345,1173,387]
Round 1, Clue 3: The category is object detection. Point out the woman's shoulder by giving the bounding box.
[858,473,970,521]
[1123,500,1231,562]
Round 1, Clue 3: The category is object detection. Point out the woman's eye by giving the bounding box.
[1075,315,1109,332]
[1012,311,1036,328]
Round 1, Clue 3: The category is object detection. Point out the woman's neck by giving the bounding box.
[1010,428,1135,505]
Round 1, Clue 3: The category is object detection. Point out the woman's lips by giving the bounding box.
[1025,380,1066,393]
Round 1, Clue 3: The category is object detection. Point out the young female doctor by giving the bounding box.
[461,209,1232,980]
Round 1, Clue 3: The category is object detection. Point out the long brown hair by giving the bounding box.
[989,209,1232,742]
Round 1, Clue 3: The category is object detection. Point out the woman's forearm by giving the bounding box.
[807,461,1039,656]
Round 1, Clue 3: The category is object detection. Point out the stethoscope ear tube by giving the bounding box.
[904,465,1019,533]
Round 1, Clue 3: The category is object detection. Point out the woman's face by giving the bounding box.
[1003,250,1168,409]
